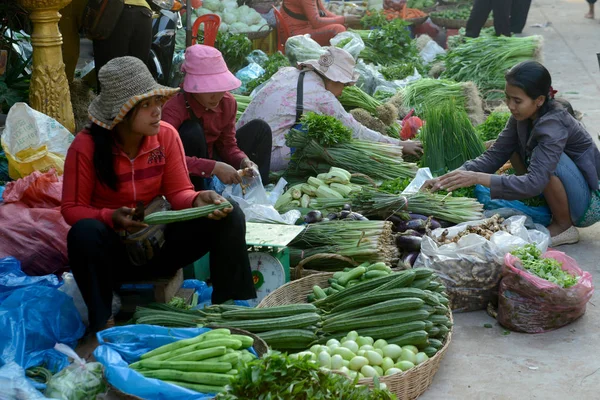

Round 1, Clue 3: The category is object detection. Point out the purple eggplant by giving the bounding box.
[403,229,423,237]
[304,210,323,224]
[408,213,442,230]
[327,212,339,221]
[395,233,422,252]
[343,203,352,211]
[403,251,420,267]
[396,218,428,233]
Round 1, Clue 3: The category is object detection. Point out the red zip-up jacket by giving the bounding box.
[61,121,199,228]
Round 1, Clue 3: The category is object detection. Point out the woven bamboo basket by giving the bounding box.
[290,253,358,280]
[258,273,453,400]
[404,15,429,26]
[430,15,493,29]
[107,327,267,399]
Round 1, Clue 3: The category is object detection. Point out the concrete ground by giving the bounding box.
[420,1,600,399]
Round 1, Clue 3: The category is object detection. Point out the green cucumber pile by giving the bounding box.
[129,328,257,394]
[309,262,394,302]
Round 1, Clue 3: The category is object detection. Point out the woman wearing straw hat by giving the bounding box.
[162,45,272,191]
[238,47,423,172]
[61,56,256,357]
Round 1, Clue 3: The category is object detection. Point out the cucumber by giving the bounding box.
[387,330,429,347]
[338,266,367,286]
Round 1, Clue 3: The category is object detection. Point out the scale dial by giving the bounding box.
[246,251,286,307]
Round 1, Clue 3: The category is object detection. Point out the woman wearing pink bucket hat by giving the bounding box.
[162,45,272,190]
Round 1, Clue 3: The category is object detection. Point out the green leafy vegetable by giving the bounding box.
[301,112,353,146]
[511,244,580,288]
[214,31,253,73]
[353,19,422,67]
[168,296,191,310]
[216,352,397,400]
[477,112,511,141]
[379,177,412,194]
[245,52,290,95]
[380,64,422,81]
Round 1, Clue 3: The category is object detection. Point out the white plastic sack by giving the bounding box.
[0,362,56,400]
[330,31,365,61]
[59,272,121,327]
[415,215,550,312]
[401,168,432,195]
[223,168,300,224]
[419,40,445,65]
[1,103,74,180]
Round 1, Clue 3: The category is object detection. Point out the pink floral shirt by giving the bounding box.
[237,67,399,171]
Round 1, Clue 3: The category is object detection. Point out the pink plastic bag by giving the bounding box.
[0,170,69,276]
[498,250,594,333]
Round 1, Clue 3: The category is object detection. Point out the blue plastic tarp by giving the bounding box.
[95,325,257,399]
[475,184,552,226]
[0,256,61,302]
[0,286,85,372]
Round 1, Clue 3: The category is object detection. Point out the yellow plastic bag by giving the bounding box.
[1,103,74,180]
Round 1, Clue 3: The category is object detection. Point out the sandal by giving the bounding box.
[550,226,580,247]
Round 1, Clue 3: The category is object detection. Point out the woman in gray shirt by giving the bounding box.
[424,61,600,246]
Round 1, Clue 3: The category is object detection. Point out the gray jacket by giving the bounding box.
[463,102,600,200]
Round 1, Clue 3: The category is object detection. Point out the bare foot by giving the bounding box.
[547,222,572,237]
[75,333,100,361]
[584,12,594,19]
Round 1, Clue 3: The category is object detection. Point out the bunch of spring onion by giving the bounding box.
[419,103,486,177]
[286,128,417,182]
[288,220,398,270]
[233,93,251,121]
[339,86,383,114]
[442,35,543,100]
[309,187,484,224]
[339,87,400,137]
[400,79,468,114]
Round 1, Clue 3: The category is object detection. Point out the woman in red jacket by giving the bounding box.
[281,0,360,46]
[61,56,256,357]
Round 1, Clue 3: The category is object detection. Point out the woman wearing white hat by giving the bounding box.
[61,56,256,357]
[238,47,423,172]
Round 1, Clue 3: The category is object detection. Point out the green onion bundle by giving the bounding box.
[339,86,383,114]
[233,93,251,121]
[285,129,417,182]
[289,220,398,269]
[419,103,486,177]
[309,188,484,223]
[442,35,543,100]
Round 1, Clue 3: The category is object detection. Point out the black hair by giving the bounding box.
[89,123,118,191]
[505,61,553,116]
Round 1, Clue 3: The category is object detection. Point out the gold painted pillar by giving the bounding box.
[19,0,76,133]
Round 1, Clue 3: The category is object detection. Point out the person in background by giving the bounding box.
[422,61,600,247]
[59,0,86,83]
[162,45,272,190]
[92,0,153,91]
[238,47,423,172]
[510,0,532,34]
[465,0,512,38]
[62,56,256,358]
[585,0,596,19]
[280,0,361,46]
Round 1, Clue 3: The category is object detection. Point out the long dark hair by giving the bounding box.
[89,123,118,191]
[505,61,553,117]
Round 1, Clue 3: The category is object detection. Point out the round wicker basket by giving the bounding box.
[404,16,429,26]
[430,15,493,29]
[258,273,453,400]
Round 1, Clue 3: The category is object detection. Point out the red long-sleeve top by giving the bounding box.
[282,0,346,31]
[162,92,248,178]
[61,121,199,228]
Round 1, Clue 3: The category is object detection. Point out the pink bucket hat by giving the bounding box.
[182,45,241,93]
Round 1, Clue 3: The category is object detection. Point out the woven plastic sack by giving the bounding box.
[498,250,594,333]
[1,103,73,180]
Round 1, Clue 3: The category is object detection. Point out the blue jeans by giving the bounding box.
[554,153,591,223]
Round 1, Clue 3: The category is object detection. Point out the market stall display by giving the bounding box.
[195,1,270,35]
[430,5,493,29]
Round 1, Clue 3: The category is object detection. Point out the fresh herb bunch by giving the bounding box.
[437,186,477,198]
[214,31,253,72]
[380,63,422,81]
[511,244,579,288]
[407,0,436,9]
[379,177,412,194]
[245,52,290,95]
[477,112,511,141]
[167,296,190,310]
[354,19,420,66]
[335,37,353,48]
[360,11,389,29]
[301,112,353,145]
[216,352,397,400]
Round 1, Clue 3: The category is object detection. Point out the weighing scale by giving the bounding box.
[244,222,305,307]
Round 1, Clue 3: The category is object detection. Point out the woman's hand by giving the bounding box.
[240,158,258,177]
[194,190,233,220]
[344,15,361,27]
[112,207,148,232]
[401,140,423,157]
[422,170,487,193]
[212,161,242,184]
